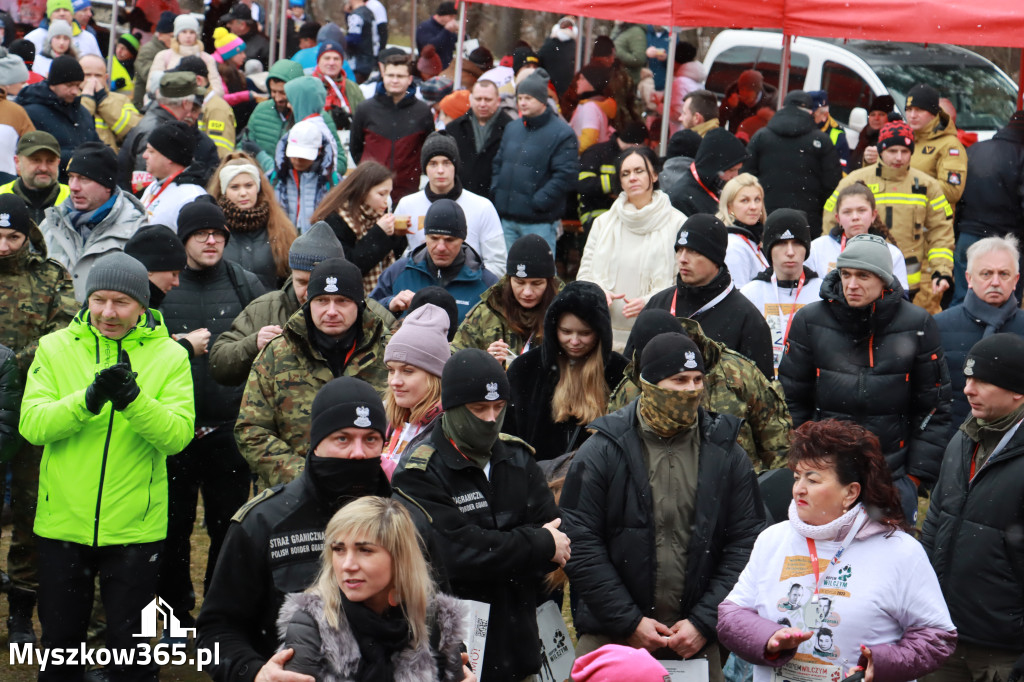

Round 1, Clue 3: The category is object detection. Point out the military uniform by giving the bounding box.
[234,306,389,487]
[81,90,141,153]
[823,162,954,305]
[608,318,791,470]
[911,110,968,206]
[200,91,237,159]
[0,230,77,598]
[451,280,548,357]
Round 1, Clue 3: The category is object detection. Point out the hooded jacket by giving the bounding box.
[451,277,564,357]
[273,127,338,233]
[504,281,629,461]
[16,81,100,176]
[350,86,434,201]
[40,188,148,302]
[560,403,765,640]
[954,112,1024,240]
[19,308,195,546]
[911,109,968,205]
[244,59,305,156]
[778,270,951,485]
[667,128,748,216]
[742,105,842,235]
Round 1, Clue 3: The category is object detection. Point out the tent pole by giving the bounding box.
[584,17,594,63]
[106,0,119,75]
[659,27,678,156]
[453,1,467,89]
[267,0,277,65]
[779,33,792,102]
[278,0,288,66]
[574,15,584,71]
[1018,49,1023,111]
[410,0,418,55]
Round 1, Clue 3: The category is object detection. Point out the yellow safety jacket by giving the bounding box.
[911,110,968,206]
[81,91,141,153]
[199,92,237,159]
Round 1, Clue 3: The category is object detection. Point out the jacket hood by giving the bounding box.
[695,128,748,177]
[766,105,816,137]
[819,267,904,335]
[18,80,80,109]
[541,280,613,367]
[918,108,959,142]
[284,76,327,121]
[267,58,304,84]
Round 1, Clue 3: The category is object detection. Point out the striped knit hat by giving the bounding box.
[213,27,245,64]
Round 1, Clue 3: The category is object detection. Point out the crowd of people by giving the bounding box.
[0,1,1022,681]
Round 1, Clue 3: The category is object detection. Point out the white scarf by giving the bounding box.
[787,500,865,541]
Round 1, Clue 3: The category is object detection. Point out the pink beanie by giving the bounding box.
[571,645,671,682]
[384,303,451,377]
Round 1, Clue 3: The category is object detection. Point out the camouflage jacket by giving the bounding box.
[451,278,561,356]
[234,305,390,487]
[608,318,792,470]
[0,230,78,377]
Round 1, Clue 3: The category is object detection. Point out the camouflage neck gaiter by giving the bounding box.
[637,378,701,438]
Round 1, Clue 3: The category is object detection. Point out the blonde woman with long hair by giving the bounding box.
[276,496,468,681]
[505,280,628,461]
[208,152,297,290]
[716,173,769,289]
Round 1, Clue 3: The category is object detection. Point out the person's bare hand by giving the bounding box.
[257,325,283,350]
[389,290,416,312]
[254,93,269,103]
[862,145,879,165]
[254,649,315,682]
[377,213,396,236]
[82,76,98,96]
[857,644,875,682]
[176,328,211,355]
[460,652,477,681]
[621,297,645,318]
[606,290,625,308]
[542,518,571,567]
[765,627,813,655]
[486,339,510,363]
[668,619,707,659]
[444,18,458,32]
[627,617,673,653]
[933,278,950,294]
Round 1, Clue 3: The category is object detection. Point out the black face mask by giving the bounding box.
[306,455,386,508]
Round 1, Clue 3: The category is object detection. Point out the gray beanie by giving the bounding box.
[47,20,73,39]
[173,14,200,37]
[0,47,28,87]
[86,251,151,307]
[835,234,893,286]
[516,67,550,103]
[384,303,451,377]
[420,131,460,172]
[288,221,345,271]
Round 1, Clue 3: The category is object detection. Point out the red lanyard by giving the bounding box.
[291,167,302,223]
[840,234,847,251]
[145,168,184,207]
[970,443,979,481]
[806,537,823,601]
[740,235,769,269]
[670,288,677,316]
[689,162,719,202]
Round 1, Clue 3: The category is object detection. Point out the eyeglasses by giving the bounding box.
[190,230,226,243]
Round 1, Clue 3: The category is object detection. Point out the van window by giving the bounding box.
[754,49,808,92]
[705,46,808,97]
[874,64,1016,131]
[821,61,873,125]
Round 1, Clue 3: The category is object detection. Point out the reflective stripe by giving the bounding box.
[209,134,235,151]
[599,164,616,174]
[579,208,608,225]
[927,247,954,263]
[829,128,841,145]
[600,174,611,193]
[873,192,928,207]
[907,270,921,286]
[111,106,137,135]
[930,196,953,217]
[578,171,597,181]
[823,191,838,212]
[94,117,108,129]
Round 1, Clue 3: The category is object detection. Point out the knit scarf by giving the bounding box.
[961,400,1024,467]
[339,592,411,682]
[218,195,270,234]
[963,289,1019,337]
[339,204,391,293]
[637,378,701,438]
[424,176,463,202]
[788,501,865,541]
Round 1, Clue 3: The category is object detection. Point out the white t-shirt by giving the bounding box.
[807,234,910,293]
[740,274,823,374]
[726,520,953,682]
[727,232,770,289]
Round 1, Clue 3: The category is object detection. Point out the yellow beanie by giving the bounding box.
[213,27,246,64]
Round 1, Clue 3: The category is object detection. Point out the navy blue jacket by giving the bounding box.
[955,114,1024,239]
[369,244,498,323]
[415,17,457,68]
[17,82,99,179]
[491,107,578,223]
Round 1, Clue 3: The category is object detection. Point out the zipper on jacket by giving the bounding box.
[92,338,121,547]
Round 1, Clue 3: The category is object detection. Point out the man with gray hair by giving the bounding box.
[935,234,1024,432]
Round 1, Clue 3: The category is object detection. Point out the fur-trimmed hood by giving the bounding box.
[541,279,614,366]
[276,590,466,682]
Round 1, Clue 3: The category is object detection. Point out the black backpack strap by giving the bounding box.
[225,260,257,310]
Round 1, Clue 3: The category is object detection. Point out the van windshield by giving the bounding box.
[874,64,1016,131]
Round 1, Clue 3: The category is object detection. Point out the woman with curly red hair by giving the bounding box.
[718,419,957,682]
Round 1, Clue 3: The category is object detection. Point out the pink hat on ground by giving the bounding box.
[571,644,671,682]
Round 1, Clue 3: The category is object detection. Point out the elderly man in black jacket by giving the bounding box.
[779,234,951,523]
[560,332,764,676]
[922,333,1024,682]
[445,79,511,199]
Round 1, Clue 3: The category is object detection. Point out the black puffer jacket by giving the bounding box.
[667,128,748,216]
[560,403,764,640]
[392,423,560,682]
[505,280,629,461]
[0,344,22,463]
[922,421,1024,651]
[160,259,267,426]
[742,105,842,235]
[778,270,951,485]
[954,112,1024,240]
[646,267,774,378]
[446,110,512,199]
[17,82,100,179]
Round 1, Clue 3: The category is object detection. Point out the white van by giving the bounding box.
[702,30,1018,140]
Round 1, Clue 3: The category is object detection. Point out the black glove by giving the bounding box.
[85,379,109,415]
[95,351,140,411]
[237,140,263,158]
[1008,653,1024,682]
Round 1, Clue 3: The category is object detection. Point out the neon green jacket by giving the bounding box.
[20,308,195,546]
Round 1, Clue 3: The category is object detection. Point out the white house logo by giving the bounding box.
[780,229,795,240]
[684,351,698,369]
[515,264,528,278]
[484,382,500,401]
[324,276,339,293]
[964,358,975,375]
[134,596,195,639]
[0,213,9,228]
[677,232,688,246]
[354,406,372,427]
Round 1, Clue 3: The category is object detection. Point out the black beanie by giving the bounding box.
[47,55,84,86]
[964,334,1024,394]
[667,129,701,160]
[762,209,811,266]
[66,142,118,189]
[306,257,364,306]
[868,94,895,114]
[407,286,459,342]
[424,198,467,240]
[147,120,196,169]
[177,196,229,244]
[623,308,684,362]
[641,332,704,383]
[783,89,813,109]
[441,349,510,410]
[0,193,33,237]
[174,55,209,79]
[507,233,555,279]
[694,128,748,177]
[420,131,460,171]
[125,224,187,272]
[906,84,941,115]
[9,39,34,67]
[511,47,539,75]
[309,376,387,452]
[675,214,728,267]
